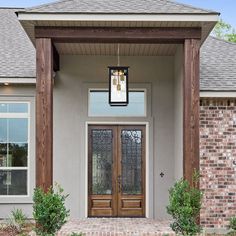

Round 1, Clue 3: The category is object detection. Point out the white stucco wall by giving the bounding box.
[0,54,183,220]
[53,55,175,219]
[174,46,184,180]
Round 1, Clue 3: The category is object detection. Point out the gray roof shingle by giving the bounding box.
[0,8,35,78]
[200,36,236,91]
[23,0,217,14]
[1,9,235,91]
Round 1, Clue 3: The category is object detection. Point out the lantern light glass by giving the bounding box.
[108,66,129,106]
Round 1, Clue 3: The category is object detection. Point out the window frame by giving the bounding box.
[0,101,30,197]
[88,88,147,117]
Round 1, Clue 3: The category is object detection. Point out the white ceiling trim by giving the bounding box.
[200,91,236,98]
[18,13,219,23]
[0,78,36,84]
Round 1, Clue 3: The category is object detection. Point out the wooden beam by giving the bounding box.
[183,39,200,186]
[53,44,60,72]
[36,38,53,192]
[35,27,201,44]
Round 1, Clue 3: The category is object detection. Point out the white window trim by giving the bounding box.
[0,101,30,198]
[88,88,147,117]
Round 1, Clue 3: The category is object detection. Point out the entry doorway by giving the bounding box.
[88,125,145,217]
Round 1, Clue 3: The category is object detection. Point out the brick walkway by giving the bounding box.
[57,218,175,236]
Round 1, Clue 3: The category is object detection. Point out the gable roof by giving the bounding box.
[200,36,236,91]
[1,9,235,91]
[0,8,35,78]
[22,0,217,14]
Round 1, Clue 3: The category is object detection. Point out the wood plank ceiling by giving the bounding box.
[23,21,205,56]
[55,43,178,56]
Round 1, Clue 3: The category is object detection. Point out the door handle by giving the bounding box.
[117,175,122,193]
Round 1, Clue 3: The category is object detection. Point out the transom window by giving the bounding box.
[0,102,29,196]
[89,89,146,117]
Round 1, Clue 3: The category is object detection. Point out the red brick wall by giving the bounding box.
[200,98,236,229]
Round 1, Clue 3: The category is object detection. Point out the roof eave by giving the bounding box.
[18,12,219,21]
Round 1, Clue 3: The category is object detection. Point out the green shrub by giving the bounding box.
[166,171,203,236]
[11,208,27,228]
[33,183,70,236]
[6,208,27,233]
[229,217,236,233]
[70,233,83,236]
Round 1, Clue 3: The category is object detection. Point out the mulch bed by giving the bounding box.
[0,226,18,236]
[0,223,34,236]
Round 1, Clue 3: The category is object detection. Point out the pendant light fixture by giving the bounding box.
[108,44,129,106]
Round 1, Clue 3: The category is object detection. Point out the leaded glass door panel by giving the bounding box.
[88,126,117,217]
[88,125,145,217]
[117,126,145,217]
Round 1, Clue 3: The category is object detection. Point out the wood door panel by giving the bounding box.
[90,208,113,217]
[122,199,142,208]
[92,199,112,208]
[117,126,145,217]
[119,195,144,217]
[90,195,113,217]
[88,126,117,217]
[88,125,145,217]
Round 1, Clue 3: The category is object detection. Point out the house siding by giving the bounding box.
[200,98,236,229]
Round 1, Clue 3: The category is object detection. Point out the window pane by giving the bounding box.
[0,119,7,142]
[0,144,7,167]
[0,170,27,195]
[9,103,28,113]
[0,103,7,113]
[9,144,28,167]
[9,118,28,143]
[89,91,145,117]
[0,103,28,113]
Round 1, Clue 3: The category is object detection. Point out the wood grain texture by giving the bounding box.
[117,125,145,217]
[35,27,201,44]
[36,38,53,192]
[88,125,117,217]
[88,125,145,217]
[183,39,200,186]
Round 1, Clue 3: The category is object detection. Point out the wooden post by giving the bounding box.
[183,39,200,185]
[36,38,53,191]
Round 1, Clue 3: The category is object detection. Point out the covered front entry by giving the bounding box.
[88,125,145,217]
[16,7,216,217]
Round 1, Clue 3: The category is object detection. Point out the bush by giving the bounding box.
[11,208,27,228]
[166,171,203,236]
[33,183,70,236]
[229,217,236,233]
[7,208,27,233]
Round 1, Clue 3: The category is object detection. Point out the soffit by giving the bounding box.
[20,20,216,48]
[55,43,178,56]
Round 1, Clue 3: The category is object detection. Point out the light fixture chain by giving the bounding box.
[117,43,120,66]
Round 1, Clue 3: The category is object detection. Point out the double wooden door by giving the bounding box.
[88,125,145,217]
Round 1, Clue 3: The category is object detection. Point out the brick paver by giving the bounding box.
[57,218,175,236]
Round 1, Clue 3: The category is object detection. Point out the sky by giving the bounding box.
[0,0,235,29]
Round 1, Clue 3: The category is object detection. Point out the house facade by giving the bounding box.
[0,0,235,233]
